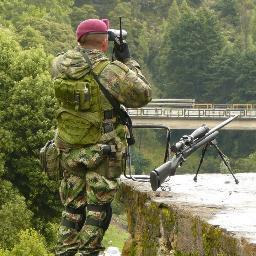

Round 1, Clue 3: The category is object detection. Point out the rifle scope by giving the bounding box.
[171,125,209,153]
[150,131,219,191]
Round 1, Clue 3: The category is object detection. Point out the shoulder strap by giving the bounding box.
[82,52,135,145]
[82,52,121,111]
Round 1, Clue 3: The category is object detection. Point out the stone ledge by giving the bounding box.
[118,173,256,256]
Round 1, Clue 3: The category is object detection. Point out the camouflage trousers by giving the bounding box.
[55,144,124,256]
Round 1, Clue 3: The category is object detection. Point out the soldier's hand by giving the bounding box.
[113,41,130,62]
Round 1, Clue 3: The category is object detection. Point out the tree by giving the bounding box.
[0,188,33,249]
[74,0,117,18]
[108,2,147,63]
[160,7,224,100]
[188,0,204,7]
[70,4,98,29]
[0,29,20,175]
[0,129,13,177]
[10,48,50,81]
[5,72,59,220]
[249,7,256,49]
[213,0,240,27]
[180,0,191,14]
[130,148,150,175]
[167,0,181,27]
[0,0,28,26]
[130,0,172,24]
[233,49,256,102]
[25,0,73,23]
[0,29,60,226]
[154,0,181,82]
[206,45,240,102]
[0,0,73,25]
[207,41,256,103]
[234,152,256,172]
[236,0,255,51]
[6,229,53,256]
[0,0,75,55]
[18,26,46,50]
[17,17,76,55]
[0,29,20,72]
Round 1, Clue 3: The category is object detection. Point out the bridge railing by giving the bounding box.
[146,99,256,110]
[128,107,256,119]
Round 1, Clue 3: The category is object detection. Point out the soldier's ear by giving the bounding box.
[101,37,109,52]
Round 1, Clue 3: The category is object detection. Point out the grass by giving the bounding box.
[103,216,130,250]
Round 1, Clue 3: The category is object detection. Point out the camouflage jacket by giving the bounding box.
[52,46,152,108]
[52,47,152,146]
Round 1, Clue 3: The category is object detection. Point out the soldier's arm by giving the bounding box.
[98,59,152,108]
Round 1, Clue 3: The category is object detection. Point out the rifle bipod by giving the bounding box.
[193,140,239,184]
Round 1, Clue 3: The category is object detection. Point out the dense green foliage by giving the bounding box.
[1,0,256,252]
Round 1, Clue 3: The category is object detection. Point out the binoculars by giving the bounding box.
[108,29,127,41]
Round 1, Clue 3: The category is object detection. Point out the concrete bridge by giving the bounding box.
[128,99,256,130]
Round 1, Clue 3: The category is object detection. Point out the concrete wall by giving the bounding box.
[118,175,256,256]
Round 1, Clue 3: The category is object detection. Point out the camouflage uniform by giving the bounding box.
[52,46,151,256]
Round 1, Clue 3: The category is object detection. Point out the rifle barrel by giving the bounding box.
[206,114,239,137]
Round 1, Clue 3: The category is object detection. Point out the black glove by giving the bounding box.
[113,41,130,62]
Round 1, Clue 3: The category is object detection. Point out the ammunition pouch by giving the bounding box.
[97,142,126,179]
[40,140,62,181]
[54,79,92,112]
[106,151,124,179]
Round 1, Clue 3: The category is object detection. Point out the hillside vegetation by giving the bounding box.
[1,0,256,253]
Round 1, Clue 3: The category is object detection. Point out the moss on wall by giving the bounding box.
[117,180,255,256]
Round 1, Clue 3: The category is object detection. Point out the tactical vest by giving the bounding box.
[54,60,115,145]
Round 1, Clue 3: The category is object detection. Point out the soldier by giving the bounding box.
[52,19,152,256]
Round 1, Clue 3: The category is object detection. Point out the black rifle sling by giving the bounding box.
[82,52,135,145]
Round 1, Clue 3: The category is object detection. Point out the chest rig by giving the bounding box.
[54,53,116,146]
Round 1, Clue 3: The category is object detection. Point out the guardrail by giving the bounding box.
[128,107,256,119]
[147,100,256,110]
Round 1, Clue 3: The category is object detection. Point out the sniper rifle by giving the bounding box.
[150,115,240,191]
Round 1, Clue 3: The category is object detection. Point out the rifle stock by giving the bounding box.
[150,155,182,191]
[150,115,239,191]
